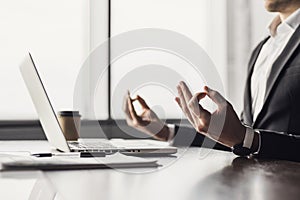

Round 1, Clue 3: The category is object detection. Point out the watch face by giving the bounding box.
[233,143,252,157]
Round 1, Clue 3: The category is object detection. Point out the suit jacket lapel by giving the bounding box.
[243,36,270,126]
[254,25,300,127]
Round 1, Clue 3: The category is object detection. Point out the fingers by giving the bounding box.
[127,96,140,123]
[188,92,206,116]
[176,83,195,124]
[204,86,226,106]
[179,81,201,123]
[136,95,150,109]
[179,81,193,101]
[175,97,181,107]
[123,91,132,121]
[124,91,143,126]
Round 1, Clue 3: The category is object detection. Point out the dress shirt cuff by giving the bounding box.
[166,124,175,144]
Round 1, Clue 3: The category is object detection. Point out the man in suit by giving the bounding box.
[124,0,300,162]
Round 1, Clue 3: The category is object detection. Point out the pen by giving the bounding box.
[31,153,79,157]
[31,152,106,158]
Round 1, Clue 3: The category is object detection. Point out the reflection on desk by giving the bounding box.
[0,141,299,200]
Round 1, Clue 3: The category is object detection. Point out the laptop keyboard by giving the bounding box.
[68,141,117,151]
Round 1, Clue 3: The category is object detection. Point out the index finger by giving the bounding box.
[204,86,226,106]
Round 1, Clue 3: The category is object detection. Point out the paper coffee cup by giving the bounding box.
[57,111,81,141]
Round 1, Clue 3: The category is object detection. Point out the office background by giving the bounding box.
[0,0,274,138]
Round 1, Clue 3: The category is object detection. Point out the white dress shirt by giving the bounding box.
[245,8,300,154]
[169,9,300,152]
[251,8,300,121]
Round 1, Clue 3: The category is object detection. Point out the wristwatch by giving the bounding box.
[233,143,253,156]
[233,127,256,156]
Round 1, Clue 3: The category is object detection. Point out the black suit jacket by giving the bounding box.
[173,25,300,162]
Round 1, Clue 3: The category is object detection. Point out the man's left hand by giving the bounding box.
[175,81,246,148]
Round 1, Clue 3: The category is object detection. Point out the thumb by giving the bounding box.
[204,86,226,106]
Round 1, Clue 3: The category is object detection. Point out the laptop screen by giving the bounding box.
[19,53,70,152]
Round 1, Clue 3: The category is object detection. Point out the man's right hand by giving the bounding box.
[123,91,171,141]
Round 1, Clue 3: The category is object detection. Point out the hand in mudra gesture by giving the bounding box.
[123,91,171,141]
[175,82,246,148]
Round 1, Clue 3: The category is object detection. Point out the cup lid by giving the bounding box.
[58,111,81,117]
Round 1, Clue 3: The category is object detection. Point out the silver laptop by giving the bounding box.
[19,53,177,155]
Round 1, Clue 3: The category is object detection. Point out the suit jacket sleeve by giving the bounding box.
[172,125,231,152]
[172,125,300,162]
[256,130,300,162]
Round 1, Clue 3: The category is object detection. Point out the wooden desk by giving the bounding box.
[0,141,299,200]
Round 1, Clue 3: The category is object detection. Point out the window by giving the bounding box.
[0,0,274,123]
[0,0,108,120]
[110,0,227,119]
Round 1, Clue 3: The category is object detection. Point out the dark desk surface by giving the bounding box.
[0,141,299,200]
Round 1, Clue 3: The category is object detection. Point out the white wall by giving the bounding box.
[226,0,275,115]
[250,0,275,48]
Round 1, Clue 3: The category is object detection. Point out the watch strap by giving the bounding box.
[233,127,255,156]
[243,127,255,149]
